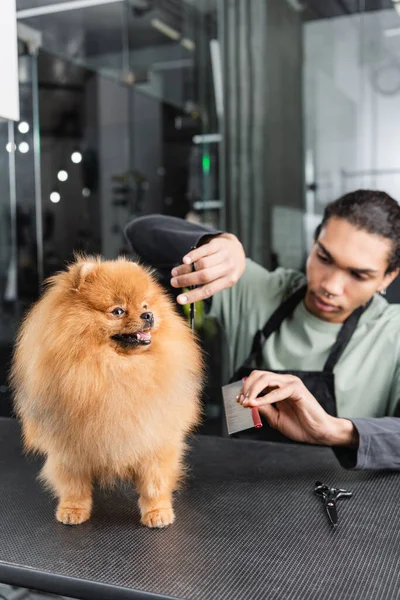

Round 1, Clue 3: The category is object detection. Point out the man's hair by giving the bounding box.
[315,190,400,273]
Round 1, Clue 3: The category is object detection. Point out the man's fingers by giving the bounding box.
[171,263,227,290]
[171,253,226,286]
[258,404,279,429]
[176,277,230,305]
[239,376,296,407]
[248,385,296,407]
[240,371,281,402]
[243,377,276,404]
[171,264,193,278]
[181,241,221,266]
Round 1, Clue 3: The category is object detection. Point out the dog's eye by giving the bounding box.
[111,307,125,317]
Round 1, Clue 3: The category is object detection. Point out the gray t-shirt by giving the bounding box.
[209,259,400,419]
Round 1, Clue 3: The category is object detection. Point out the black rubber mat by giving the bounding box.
[0,417,399,600]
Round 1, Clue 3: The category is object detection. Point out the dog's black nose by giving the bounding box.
[140,312,154,327]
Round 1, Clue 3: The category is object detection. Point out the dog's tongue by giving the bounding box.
[136,331,151,341]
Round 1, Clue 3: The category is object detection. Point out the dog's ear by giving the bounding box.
[70,258,99,290]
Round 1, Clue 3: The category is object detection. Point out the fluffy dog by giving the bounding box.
[10,256,203,528]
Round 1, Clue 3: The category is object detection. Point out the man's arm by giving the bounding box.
[333,417,400,470]
[125,214,246,304]
[337,364,400,470]
[240,372,400,471]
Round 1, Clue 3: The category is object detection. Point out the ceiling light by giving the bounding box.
[18,142,29,153]
[181,38,195,51]
[50,191,61,203]
[6,142,16,153]
[210,39,224,119]
[17,0,124,19]
[57,169,68,182]
[193,133,222,144]
[18,121,29,134]
[150,18,180,41]
[71,151,82,164]
[82,187,91,197]
[395,4,400,15]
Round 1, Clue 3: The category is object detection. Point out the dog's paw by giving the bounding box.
[141,507,175,528]
[56,504,91,525]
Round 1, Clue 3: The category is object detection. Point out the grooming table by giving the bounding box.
[0,417,399,600]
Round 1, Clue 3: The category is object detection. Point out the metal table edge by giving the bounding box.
[0,562,181,600]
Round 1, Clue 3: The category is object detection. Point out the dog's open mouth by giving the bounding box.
[111,331,152,346]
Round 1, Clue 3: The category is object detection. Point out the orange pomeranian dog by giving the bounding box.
[10,256,203,528]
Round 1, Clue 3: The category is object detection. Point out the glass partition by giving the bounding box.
[0,45,40,417]
[16,0,222,229]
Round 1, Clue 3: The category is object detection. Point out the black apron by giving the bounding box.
[229,285,369,442]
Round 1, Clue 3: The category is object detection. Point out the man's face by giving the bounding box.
[305,217,399,323]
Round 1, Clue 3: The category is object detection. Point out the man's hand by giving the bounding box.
[238,371,359,447]
[170,233,246,305]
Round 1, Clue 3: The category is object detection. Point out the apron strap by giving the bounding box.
[248,285,307,362]
[260,285,308,341]
[323,300,371,373]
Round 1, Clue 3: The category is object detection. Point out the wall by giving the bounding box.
[304,8,400,212]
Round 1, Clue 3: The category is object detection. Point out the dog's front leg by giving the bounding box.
[135,442,184,528]
[40,455,93,525]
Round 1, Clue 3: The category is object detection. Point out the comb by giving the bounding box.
[222,381,263,435]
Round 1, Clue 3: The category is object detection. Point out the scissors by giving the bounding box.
[314,481,353,528]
